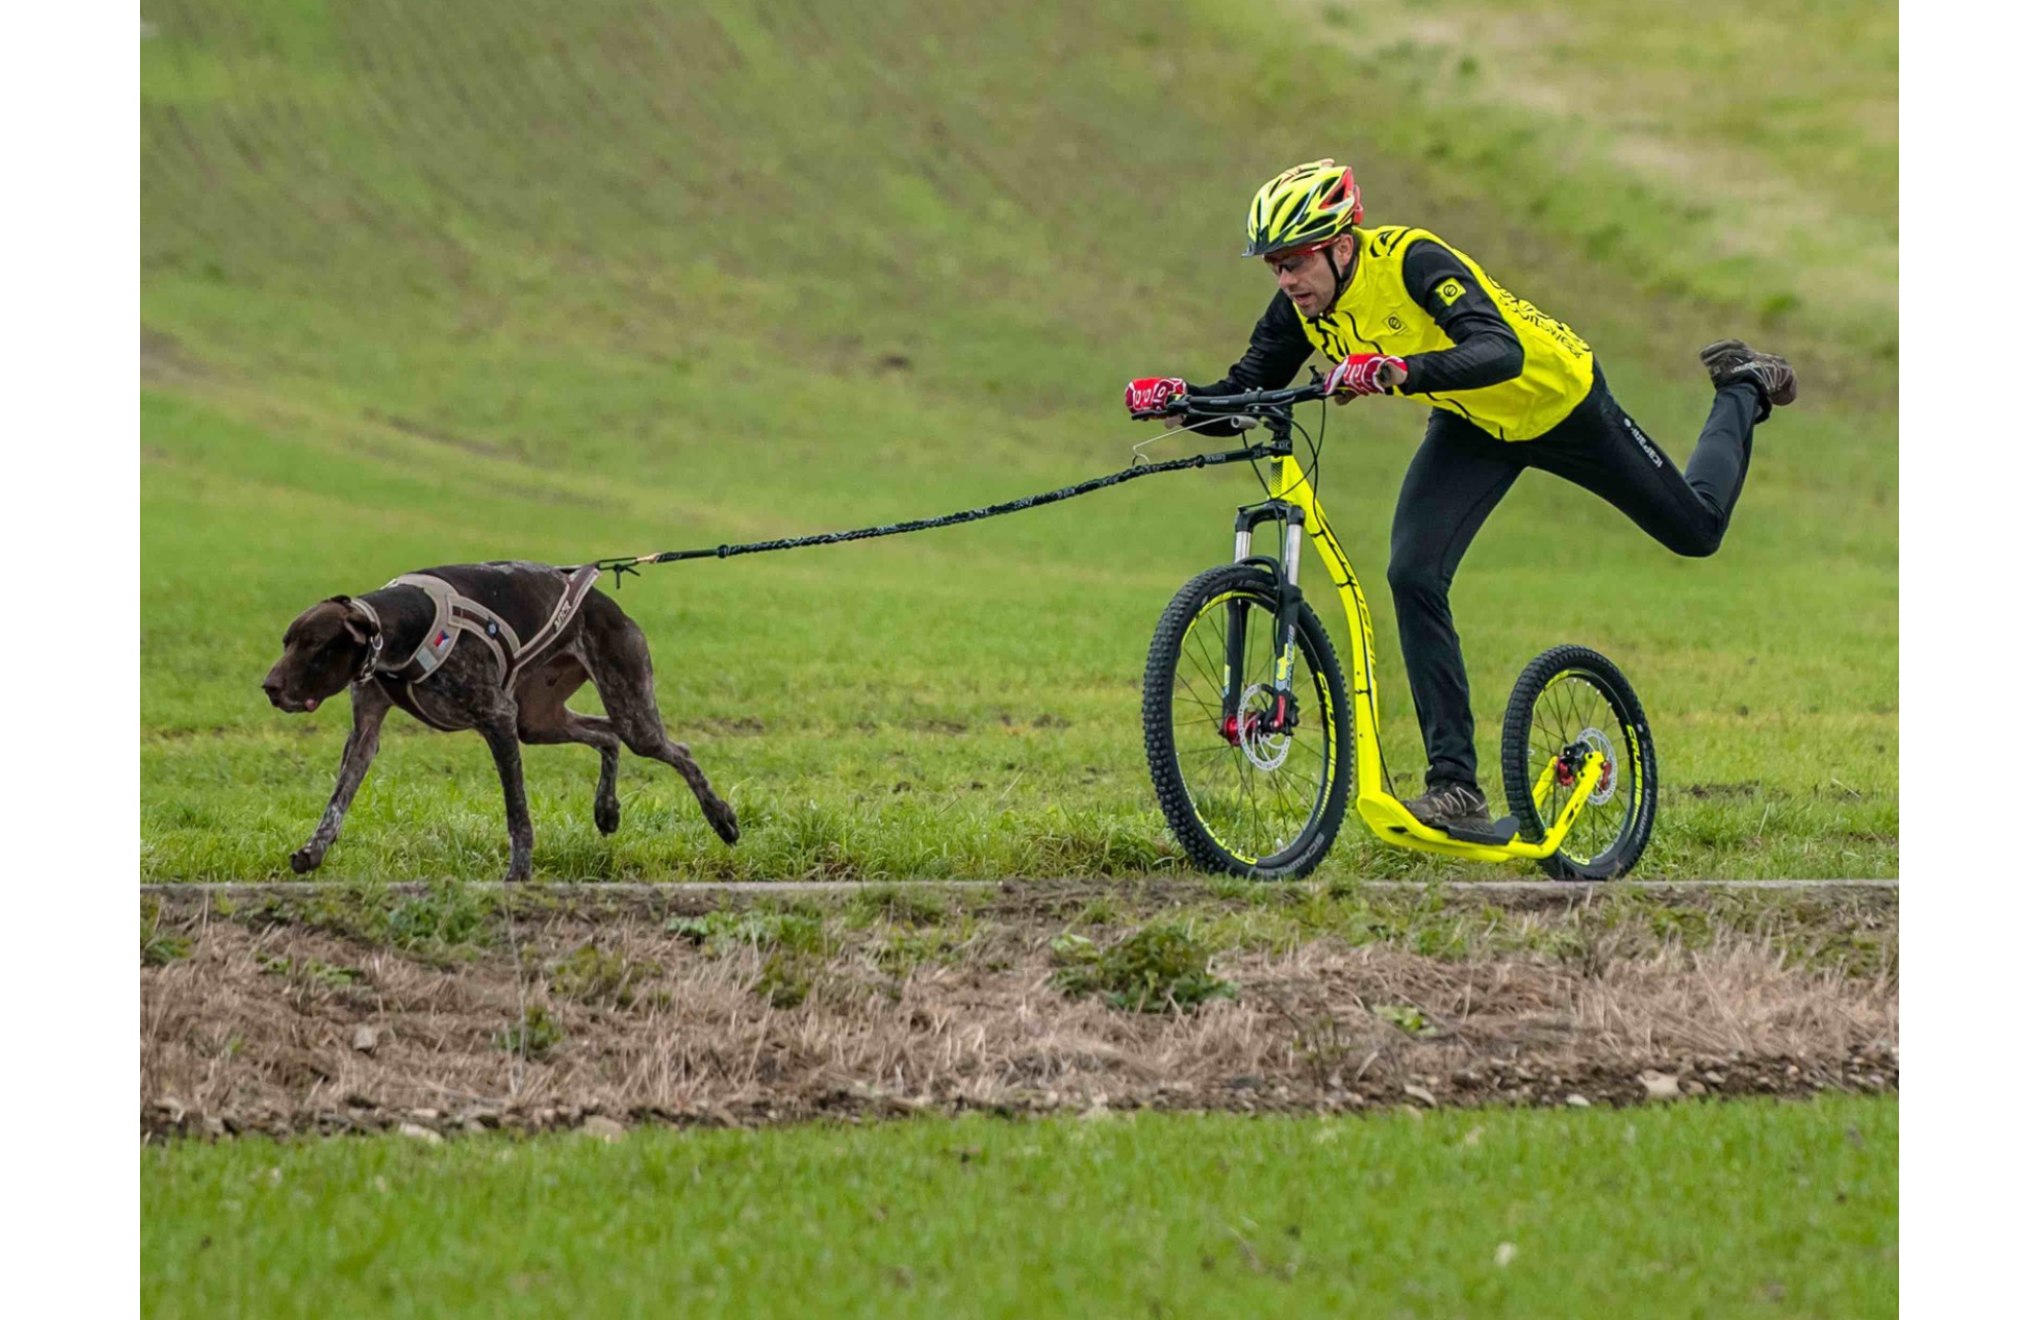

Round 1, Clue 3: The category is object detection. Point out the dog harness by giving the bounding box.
[344,565,602,708]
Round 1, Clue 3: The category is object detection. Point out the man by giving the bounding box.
[1124,159,1794,834]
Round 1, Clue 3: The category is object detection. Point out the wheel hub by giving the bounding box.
[1576,727,1619,806]
[1234,683,1292,771]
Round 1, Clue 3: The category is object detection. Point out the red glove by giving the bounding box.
[1325,353,1407,398]
[1125,376,1188,418]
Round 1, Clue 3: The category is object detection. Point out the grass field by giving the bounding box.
[140,3,1898,1308]
[141,0,1897,882]
[142,1096,1896,1318]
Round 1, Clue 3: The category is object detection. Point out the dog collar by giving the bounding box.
[343,597,387,683]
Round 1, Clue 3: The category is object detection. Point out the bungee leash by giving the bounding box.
[585,439,1274,588]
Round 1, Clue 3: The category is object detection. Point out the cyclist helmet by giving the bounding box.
[1242,159,1362,259]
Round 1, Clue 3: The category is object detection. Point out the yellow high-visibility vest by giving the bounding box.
[1298,225,1595,440]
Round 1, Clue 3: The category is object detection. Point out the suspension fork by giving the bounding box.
[1226,500,1307,733]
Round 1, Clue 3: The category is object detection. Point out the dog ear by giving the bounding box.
[322,597,372,644]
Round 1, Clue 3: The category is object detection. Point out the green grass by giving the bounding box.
[142,1096,1896,1318]
[1261,0,1898,363]
[141,0,1895,879]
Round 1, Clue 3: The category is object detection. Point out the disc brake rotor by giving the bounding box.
[1577,726,1619,806]
[1236,683,1291,772]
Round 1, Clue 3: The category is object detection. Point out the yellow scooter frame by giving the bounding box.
[1260,452,1604,864]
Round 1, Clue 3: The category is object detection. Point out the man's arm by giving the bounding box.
[1188,289,1315,396]
[1171,291,1315,434]
[1396,241,1524,395]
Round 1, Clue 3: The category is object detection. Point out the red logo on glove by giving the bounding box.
[1325,353,1407,398]
[1125,377,1188,418]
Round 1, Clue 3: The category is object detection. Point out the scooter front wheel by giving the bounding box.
[1141,565,1355,879]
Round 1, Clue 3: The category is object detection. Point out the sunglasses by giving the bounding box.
[1263,239,1337,273]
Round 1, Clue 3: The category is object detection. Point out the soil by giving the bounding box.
[141,882,1897,1141]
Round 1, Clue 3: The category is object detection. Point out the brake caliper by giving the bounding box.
[1236,694,1295,744]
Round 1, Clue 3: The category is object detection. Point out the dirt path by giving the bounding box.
[141,882,1895,1140]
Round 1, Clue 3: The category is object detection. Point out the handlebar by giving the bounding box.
[1134,370,1328,421]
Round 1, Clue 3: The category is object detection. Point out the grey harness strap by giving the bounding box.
[346,565,603,696]
[510,564,602,683]
[385,573,524,684]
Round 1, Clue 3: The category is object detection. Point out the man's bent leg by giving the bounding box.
[1530,372,1762,558]
[1682,381,1763,532]
[1388,410,1523,791]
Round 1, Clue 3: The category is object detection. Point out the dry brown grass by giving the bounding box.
[140,886,1896,1138]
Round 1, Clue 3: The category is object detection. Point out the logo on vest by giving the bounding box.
[1436,278,1465,307]
[1385,314,1405,333]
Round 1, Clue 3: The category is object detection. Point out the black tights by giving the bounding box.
[1387,369,1763,789]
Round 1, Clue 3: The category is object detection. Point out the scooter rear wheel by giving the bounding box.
[1499,645,1657,881]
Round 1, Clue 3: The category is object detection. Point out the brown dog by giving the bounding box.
[261,560,739,881]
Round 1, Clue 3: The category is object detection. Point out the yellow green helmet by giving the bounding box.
[1242,159,1362,258]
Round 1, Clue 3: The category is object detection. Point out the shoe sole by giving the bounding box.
[1407,808,1493,832]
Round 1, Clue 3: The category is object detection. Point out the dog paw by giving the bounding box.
[289,847,322,875]
[707,800,741,846]
[595,798,621,836]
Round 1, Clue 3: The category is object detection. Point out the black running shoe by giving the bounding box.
[1701,339,1797,407]
[1700,339,1753,386]
[1724,350,1797,407]
[1403,782,1491,833]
